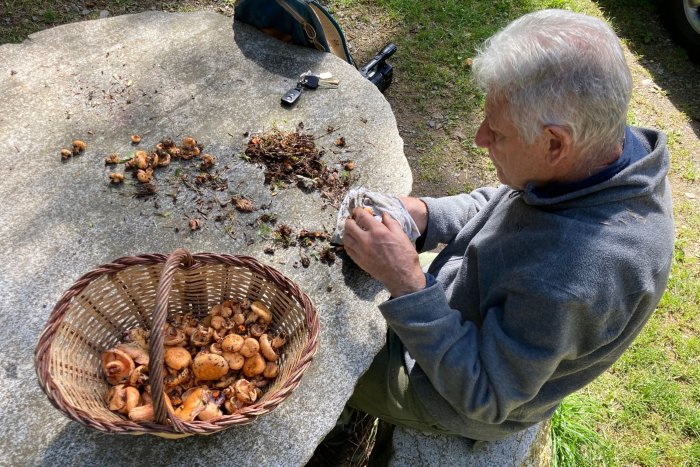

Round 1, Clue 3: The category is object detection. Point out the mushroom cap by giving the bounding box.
[164,346,192,371]
[119,386,141,414]
[124,327,150,350]
[271,333,287,350]
[192,353,229,381]
[239,337,260,358]
[190,326,214,347]
[214,374,238,389]
[209,342,223,355]
[223,352,245,371]
[250,301,273,324]
[164,367,192,388]
[158,153,171,167]
[233,379,258,404]
[163,325,187,346]
[72,140,87,152]
[182,137,197,149]
[210,315,226,330]
[197,402,223,421]
[134,150,149,169]
[232,312,245,325]
[129,364,149,387]
[221,334,244,353]
[225,397,244,414]
[174,386,208,422]
[105,384,127,411]
[136,169,152,183]
[101,348,135,385]
[249,323,267,338]
[263,362,279,379]
[220,305,233,318]
[259,334,278,362]
[116,342,150,366]
[242,353,266,378]
[141,387,153,405]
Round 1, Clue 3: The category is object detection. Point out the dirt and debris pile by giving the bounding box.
[244,128,354,206]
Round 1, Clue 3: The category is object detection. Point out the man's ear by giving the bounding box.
[543,125,573,166]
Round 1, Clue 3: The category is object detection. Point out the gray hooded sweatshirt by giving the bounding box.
[379,126,674,441]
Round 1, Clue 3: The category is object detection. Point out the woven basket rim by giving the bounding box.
[35,250,320,435]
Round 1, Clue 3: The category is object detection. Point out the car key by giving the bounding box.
[281,82,304,106]
[317,76,340,88]
[301,73,340,89]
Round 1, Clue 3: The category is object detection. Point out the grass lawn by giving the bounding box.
[2,0,698,465]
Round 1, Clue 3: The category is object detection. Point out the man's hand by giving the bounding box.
[343,208,426,297]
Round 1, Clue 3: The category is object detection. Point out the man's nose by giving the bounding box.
[475,121,490,148]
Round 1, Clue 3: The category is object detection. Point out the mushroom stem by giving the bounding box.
[128,404,155,422]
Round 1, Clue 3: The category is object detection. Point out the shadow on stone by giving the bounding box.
[233,20,315,81]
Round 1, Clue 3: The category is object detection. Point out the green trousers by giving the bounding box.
[348,328,457,436]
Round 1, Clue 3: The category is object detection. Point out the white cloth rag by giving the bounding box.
[331,187,421,244]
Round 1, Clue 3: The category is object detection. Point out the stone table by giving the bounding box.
[390,422,552,466]
[0,11,411,466]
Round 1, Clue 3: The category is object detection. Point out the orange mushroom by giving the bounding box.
[101,348,135,385]
[192,353,229,381]
[242,353,266,378]
[174,387,208,422]
[250,301,273,324]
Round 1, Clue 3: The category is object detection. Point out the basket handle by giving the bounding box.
[149,248,194,429]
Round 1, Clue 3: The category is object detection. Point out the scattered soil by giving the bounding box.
[61,134,342,262]
[271,225,338,267]
[244,127,355,207]
[61,134,247,234]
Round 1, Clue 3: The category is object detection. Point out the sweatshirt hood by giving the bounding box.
[522,126,669,208]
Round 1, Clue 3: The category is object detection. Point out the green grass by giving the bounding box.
[551,393,616,467]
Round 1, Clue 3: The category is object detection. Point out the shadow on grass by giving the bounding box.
[596,0,700,139]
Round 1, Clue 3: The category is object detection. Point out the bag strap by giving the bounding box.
[274,0,326,51]
[275,0,355,65]
[307,2,354,65]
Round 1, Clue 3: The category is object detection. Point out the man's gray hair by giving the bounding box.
[472,9,632,166]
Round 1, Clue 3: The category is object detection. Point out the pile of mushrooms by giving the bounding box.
[101,298,286,423]
[106,136,216,184]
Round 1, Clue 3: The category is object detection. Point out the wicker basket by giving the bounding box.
[35,249,320,437]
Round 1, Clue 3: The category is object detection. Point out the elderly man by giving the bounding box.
[342,9,674,441]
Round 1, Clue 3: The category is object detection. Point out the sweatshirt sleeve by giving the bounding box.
[420,187,501,251]
[378,278,579,425]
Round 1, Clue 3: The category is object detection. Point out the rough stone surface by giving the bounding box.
[390,420,552,467]
[0,11,411,466]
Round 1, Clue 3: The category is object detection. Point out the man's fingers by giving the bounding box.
[351,207,377,231]
[381,212,404,235]
[344,216,366,237]
[354,208,400,235]
[350,209,407,239]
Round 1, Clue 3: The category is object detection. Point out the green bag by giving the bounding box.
[234,0,355,66]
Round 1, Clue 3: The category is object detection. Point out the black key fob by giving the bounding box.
[281,84,303,106]
[303,75,320,89]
